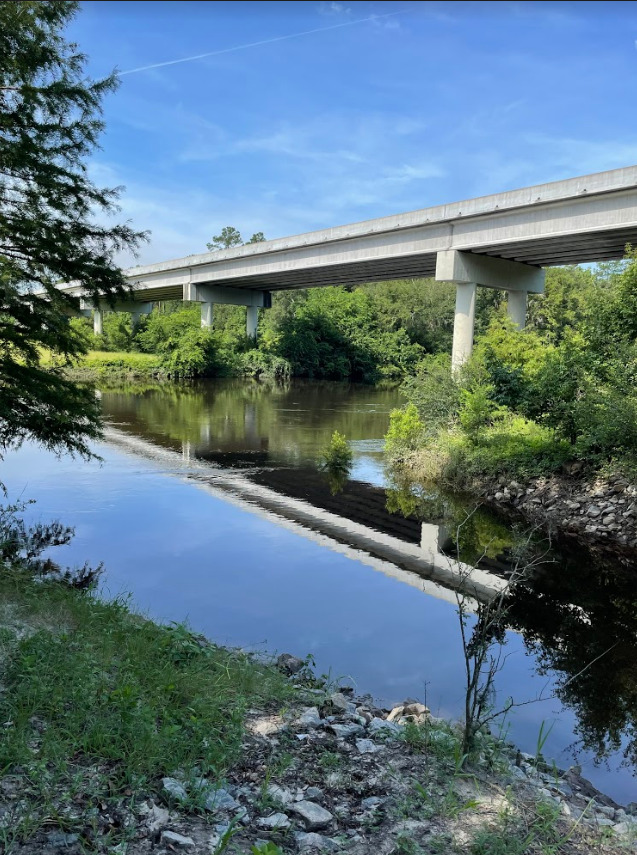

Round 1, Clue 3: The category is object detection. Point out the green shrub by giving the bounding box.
[385,403,425,456]
[319,430,352,473]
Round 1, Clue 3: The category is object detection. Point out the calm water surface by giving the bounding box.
[2,379,635,803]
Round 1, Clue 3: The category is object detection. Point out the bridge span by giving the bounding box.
[68,166,637,369]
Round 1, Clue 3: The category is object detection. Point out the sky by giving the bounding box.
[67,0,637,266]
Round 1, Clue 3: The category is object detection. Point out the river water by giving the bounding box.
[2,379,635,803]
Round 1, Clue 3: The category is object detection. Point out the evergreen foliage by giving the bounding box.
[0,0,144,457]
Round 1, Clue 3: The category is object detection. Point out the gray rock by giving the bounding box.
[356,738,381,754]
[162,777,187,802]
[328,692,350,712]
[277,652,305,675]
[235,806,251,825]
[368,717,400,737]
[46,832,79,848]
[297,707,323,729]
[295,832,339,852]
[596,804,616,819]
[587,505,602,517]
[327,722,364,739]
[613,821,631,835]
[160,831,195,848]
[291,800,334,830]
[147,804,170,832]
[510,765,527,780]
[203,787,239,812]
[361,797,385,810]
[267,784,295,807]
[305,786,324,801]
[257,812,291,830]
[595,817,615,827]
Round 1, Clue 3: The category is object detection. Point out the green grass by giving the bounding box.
[64,349,165,380]
[0,574,293,846]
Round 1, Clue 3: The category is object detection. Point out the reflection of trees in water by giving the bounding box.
[100,379,401,461]
[506,556,637,769]
[386,472,637,771]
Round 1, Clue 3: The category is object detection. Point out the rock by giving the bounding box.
[159,831,195,848]
[510,765,527,780]
[403,702,429,717]
[235,806,251,825]
[297,707,322,729]
[294,832,339,852]
[361,797,385,810]
[495,491,504,500]
[587,505,602,517]
[602,514,616,525]
[613,821,631,835]
[355,706,373,723]
[267,784,295,807]
[627,802,637,816]
[386,706,404,722]
[305,786,324,801]
[596,804,616,819]
[203,787,239,812]
[328,692,350,713]
[291,801,334,831]
[595,817,615,827]
[162,777,187,802]
[146,804,170,833]
[257,812,291,830]
[368,717,400,737]
[327,722,364,739]
[46,832,80,848]
[276,653,305,675]
[356,738,381,754]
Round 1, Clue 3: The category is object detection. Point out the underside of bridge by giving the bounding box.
[71,166,637,369]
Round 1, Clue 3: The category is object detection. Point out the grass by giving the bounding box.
[63,349,165,380]
[0,573,293,847]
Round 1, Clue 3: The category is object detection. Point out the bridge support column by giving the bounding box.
[201,302,214,329]
[435,250,545,372]
[506,290,527,329]
[246,305,258,340]
[93,308,103,336]
[451,283,477,372]
[130,302,153,327]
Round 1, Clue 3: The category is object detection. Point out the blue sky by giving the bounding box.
[68,1,637,266]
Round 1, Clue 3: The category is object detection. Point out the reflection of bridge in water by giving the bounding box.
[104,426,506,607]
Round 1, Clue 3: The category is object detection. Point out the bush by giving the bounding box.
[385,403,425,457]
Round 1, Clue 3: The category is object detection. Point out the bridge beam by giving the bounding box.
[435,250,545,371]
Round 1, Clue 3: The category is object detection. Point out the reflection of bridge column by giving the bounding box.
[435,250,545,372]
[182,440,191,461]
[244,402,257,442]
[93,308,103,335]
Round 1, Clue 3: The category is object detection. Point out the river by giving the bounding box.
[2,378,635,803]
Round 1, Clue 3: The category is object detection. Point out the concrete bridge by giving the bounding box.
[69,165,637,370]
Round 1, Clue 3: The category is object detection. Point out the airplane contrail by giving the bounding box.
[117,10,407,77]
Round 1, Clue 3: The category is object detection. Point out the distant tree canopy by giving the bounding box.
[206,226,266,251]
[0,0,144,457]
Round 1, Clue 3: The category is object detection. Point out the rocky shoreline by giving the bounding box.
[483,471,637,564]
[16,654,636,855]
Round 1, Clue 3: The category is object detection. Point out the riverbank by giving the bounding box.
[1,576,634,854]
[482,470,637,564]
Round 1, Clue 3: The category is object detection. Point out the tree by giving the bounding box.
[206,226,243,251]
[0,0,145,458]
[206,226,266,251]
[246,231,265,244]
